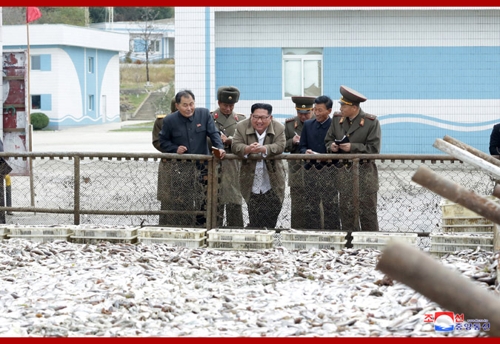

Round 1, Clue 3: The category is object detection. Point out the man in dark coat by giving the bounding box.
[159,90,225,227]
[489,123,500,156]
[299,95,340,230]
[325,85,381,232]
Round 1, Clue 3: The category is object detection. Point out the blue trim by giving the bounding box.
[40,54,51,71]
[216,48,282,99]
[40,94,52,111]
[205,7,211,108]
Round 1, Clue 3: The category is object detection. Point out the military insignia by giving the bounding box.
[228,96,233,100]
[234,114,239,121]
[360,118,365,127]
[294,121,298,129]
[213,112,219,119]
[339,117,345,124]
[156,114,166,119]
[365,114,377,120]
[285,117,295,123]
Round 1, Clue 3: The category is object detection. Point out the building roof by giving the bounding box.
[3,24,129,52]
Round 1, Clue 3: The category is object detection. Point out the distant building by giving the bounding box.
[175,7,500,154]
[2,24,129,129]
[91,18,174,63]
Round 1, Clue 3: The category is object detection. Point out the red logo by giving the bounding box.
[455,313,464,323]
[424,314,434,323]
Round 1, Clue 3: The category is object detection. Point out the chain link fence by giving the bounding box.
[0,153,495,236]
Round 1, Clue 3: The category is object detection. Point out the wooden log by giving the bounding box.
[376,241,500,337]
[443,135,500,169]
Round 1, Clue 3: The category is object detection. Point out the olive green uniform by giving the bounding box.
[284,116,308,229]
[324,109,381,232]
[211,108,246,227]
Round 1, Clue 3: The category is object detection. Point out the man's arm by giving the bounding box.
[158,116,179,153]
[264,121,286,156]
[350,120,381,154]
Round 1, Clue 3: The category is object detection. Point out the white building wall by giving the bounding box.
[101,54,121,122]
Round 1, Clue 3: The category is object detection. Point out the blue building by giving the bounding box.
[174,7,500,154]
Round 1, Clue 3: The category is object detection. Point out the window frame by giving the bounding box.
[282,48,323,98]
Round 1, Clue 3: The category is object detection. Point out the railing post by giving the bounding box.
[352,158,360,231]
[74,156,81,225]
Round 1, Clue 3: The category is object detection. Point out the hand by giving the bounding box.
[306,149,314,154]
[293,134,300,145]
[330,143,339,153]
[246,142,264,154]
[177,145,188,154]
[220,133,228,144]
[339,143,351,152]
[219,149,226,159]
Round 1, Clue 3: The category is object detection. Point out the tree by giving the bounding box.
[2,7,86,26]
[89,7,173,23]
[133,8,162,84]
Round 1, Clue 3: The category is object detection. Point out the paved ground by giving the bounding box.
[31,120,156,153]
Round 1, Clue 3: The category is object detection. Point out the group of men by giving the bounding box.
[152,85,382,232]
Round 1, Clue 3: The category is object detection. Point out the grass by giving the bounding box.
[111,121,155,132]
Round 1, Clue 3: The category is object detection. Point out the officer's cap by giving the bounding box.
[217,86,240,104]
[339,85,367,106]
[170,98,176,113]
[291,96,315,114]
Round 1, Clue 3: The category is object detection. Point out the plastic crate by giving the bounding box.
[71,236,137,244]
[137,236,206,248]
[207,228,275,243]
[440,197,498,218]
[281,240,346,251]
[351,242,386,250]
[430,233,493,245]
[441,224,494,233]
[8,224,76,236]
[0,226,9,236]
[72,225,138,238]
[351,232,418,245]
[442,217,492,226]
[430,243,494,254]
[8,235,71,243]
[138,227,206,240]
[207,239,273,250]
[281,230,347,243]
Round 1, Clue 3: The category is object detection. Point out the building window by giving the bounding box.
[88,95,94,111]
[88,57,94,73]
[283,48,323,98]
[31,95,41,109]
[31,55,41,70]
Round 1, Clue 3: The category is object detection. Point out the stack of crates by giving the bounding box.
[137,227,206,248]
[71,225,138,244]
[430,232,494,257]
[7,224,75,243]
[431,198,496,257]
[351,232,418,250]
[280,230,347,251]
[0,225,8,240]
[206,228,274,251]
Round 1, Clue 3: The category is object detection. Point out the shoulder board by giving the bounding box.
[156,114,166,119]
[285,117,296,123]
[236,113,246,119]
[333,111,342,117]
[365,114,377,120]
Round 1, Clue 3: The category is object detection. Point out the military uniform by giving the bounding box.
[324,86,381,232]
[284,96,315,229]
[211,86,246,227]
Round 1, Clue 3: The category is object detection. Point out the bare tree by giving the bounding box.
[134,8,160,84]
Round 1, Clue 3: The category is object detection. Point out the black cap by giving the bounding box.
[291,96,315,114]
[217,86,240,104]
[339,85,367,106]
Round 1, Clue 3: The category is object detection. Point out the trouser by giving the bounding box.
[248,190,282,229]
[336,163,379,232]
[290,186,308,229]
[217,203,244,228]
[304,167,340,230]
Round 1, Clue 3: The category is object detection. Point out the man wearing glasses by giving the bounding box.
[232,103,286,229]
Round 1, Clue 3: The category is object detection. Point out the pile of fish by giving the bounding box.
[0,239,497,337]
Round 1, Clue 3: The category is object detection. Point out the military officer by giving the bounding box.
[152,98,176,225]
[211,86,246,227]
[285,96,315,229]
[325,85,381,232]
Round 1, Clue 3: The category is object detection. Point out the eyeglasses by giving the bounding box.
[252,114,271,121]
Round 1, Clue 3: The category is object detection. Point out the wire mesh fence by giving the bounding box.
[0,153,496,235]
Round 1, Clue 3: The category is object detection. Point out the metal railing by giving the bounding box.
[0,152,495,234]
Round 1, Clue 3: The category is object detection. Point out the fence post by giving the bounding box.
[5,175,12,215]
[74,156,81,225]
